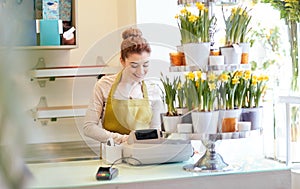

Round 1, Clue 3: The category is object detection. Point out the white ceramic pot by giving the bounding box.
[162,115,182,133]
[183,42,210,71]
[220,45,242,65]
[191,111,219,134]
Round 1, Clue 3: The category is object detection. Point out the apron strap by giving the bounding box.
[108,70,149,100]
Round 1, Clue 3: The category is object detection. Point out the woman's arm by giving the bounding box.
[83,75,127,144]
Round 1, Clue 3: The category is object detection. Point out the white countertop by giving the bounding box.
[26,157,291,189]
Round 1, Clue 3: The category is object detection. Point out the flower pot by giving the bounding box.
[191,111,219,134]
[240,107,263,130]
[183,42,210,70]
[217,109,242,132]
[220,45,242,65]
[176,107,189,116]
[162,115,182,133]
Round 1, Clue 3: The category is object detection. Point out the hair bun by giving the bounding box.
[122,27,143,40]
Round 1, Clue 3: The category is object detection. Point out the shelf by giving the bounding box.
[33,105,88,120]
[29,65,122,79]
[169,64,251,72]
[207,64,251,71]
[31,97,88,125]
[169,65,199,72]
[16,0,78,49]
[15,45,78,50]
[279,96,300,104]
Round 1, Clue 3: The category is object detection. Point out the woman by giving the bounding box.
[84,28,165,144]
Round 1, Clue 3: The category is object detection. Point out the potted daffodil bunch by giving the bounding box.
[240,73,269,130]
[221,6,252,64]
[175,2,217,70]
[160,73,182,133]
[185,71,219,134]
[175,2,216,44]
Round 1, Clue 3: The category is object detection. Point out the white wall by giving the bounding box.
[22,0,137,144]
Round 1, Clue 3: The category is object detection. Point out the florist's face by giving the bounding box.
[121,52,150,82]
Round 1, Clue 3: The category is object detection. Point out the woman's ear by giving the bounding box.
[120,57,126,66]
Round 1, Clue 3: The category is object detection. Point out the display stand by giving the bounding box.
[182,129,262,172]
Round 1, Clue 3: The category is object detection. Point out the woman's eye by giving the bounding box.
[131,64,138,68]
[143,64,149,67]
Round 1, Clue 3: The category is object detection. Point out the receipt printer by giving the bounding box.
[123,129,193,165]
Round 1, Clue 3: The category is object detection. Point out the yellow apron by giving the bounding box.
[103,71,153,134]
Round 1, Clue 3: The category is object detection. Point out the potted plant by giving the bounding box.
[221,6,252,64]
[175,2,216,70]
[176,77,188,115]
[185,71,219,134]
[234,70,251,109]
[217,71,243,132]
[241,73,269,130]
[160,73,181,133]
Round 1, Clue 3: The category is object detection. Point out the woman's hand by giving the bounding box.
[121,135,129,143]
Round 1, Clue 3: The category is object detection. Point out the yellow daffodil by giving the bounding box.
[188,15,198,22]
[208,73,217,81]
[258,75,264,82]
[208,82,216,91]
[235,71,243,77]
[219,73,229,82]
[252,75,258,85]
[195,71,202,80]
[180,8,188,15]
[186,72,195,80]
[231,7,237,14]
[244,70,251,80]
[195,2,205,11]
[232,76,240,85]
[195,80,200,88]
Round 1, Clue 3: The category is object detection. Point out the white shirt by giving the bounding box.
[83,74,165,144]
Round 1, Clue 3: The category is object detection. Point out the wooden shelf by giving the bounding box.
[29,65,122,79]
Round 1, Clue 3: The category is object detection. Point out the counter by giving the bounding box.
[26,157,291,189]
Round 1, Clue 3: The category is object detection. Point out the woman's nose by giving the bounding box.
[136,65,145,75]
